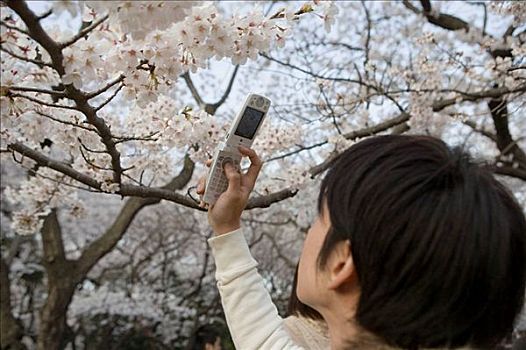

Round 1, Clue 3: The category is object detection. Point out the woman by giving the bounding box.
[197,135,526,349]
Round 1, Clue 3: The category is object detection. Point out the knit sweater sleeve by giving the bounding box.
[208,229,304,350]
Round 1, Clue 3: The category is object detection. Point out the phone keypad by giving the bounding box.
[204,150,242,204]
[208,154,240,199]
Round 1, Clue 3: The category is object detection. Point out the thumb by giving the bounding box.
[223,162,241,193]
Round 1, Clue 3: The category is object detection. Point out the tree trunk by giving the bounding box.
[34,156,194,349]
[37,211,75,350]
[1,258,26,350]
[37,283,75,350]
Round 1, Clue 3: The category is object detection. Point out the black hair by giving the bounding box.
[193,324,221,350]
[317,135,526,349]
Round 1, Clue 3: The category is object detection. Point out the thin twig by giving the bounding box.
[36,9,53,21]
[208,65,240,113]
[78,145,112,171]
[0,47,53,68]
[461,119,497,142]
[265,141,327,163]
[15,157,99,193]
[10,93,79,111]
[0,20,30,36]
[8,85,65,97]
[309,113,412,177]
[35,111,97,133]
[113,131,160,144]
[182,72,204,107]
[320,86,342,134]
[94,84,124,112]
[86,74,125,99]
[59,14,109,48]
[77,137,106,154]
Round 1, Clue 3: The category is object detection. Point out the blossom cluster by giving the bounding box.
[1,1,338,236]
[55,1,330,105]
[489,1,526,26]
[5,167,86,235]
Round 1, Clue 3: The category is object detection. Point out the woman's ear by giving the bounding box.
[327,240,356,290]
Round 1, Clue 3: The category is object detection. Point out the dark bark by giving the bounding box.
[37,211,76,350]
[1,258,27,350]
[488,97,526,170]
[403,1,525,178]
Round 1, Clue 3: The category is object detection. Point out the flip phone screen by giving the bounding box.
[234,107,265,139]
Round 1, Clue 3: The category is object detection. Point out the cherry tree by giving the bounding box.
[258,1,525,182]
[1,0,525,349]
[0,1,337,348]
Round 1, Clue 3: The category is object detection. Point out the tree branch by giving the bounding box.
[462,119,497,142]
[207,65,239,114]
[323,41,363,52]
[486,164,526,181]
[36,9,52,21]
[404,0,512,58]
[182,72,204,107]
[74,155,195,278]
[431,84,526,112]
[182,65,239,115]
[8,85,65,97]
[8,142,102,189]
[265,141,327,163]
[420,0,432,12]
[86,74,125,99]
[261,53,363,85]
[8,142,199,205]
[405,0,469,31]
[310,113,411,177]
[35,111,97,133]
[6,0,124,184]
[262,231,296,269]
[267,112,412,173]
[113,131,159,144]
[5,1,64,73]
[8,141,309,210]
[488,96,526,169]
[40,210,68,281]
[94,83,124,112]
[0,47,53,68]
[246,188,298,209]
[0,19,30,36]
[10,92,81,111]
[361,1,372,79]
[59,14,109,48]
[180,248,210,301]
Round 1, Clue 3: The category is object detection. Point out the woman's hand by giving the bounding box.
[196,146,262,235]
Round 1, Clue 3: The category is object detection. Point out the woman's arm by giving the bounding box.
[196,147,303,349]
[208,229,303,349]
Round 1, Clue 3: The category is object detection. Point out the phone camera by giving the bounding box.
[256,97,264,107]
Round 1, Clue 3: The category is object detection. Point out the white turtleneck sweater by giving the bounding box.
[208,229,317,349]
